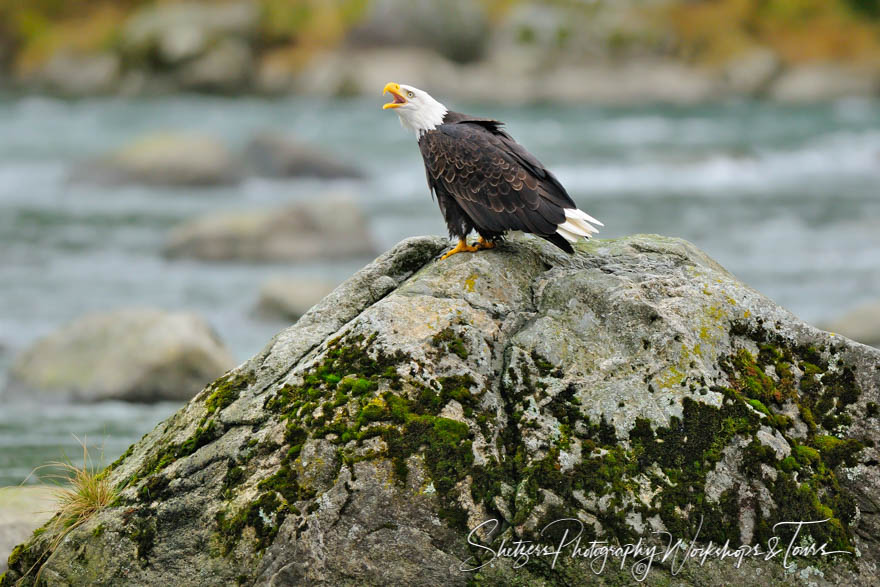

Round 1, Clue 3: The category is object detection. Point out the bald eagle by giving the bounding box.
[382,82,602,260]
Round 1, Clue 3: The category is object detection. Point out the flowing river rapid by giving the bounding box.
[1,95,879,485]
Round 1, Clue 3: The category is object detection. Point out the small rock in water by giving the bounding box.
[821,300,880,348]
[245,132,365,180]
[255,277,338,321]
[6,308,235,403]
[0,486,55,574]
[162,196,378,262]
[68,132,242,187]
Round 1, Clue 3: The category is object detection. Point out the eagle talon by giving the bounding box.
[440,239,480,260]
[476,237,495,250]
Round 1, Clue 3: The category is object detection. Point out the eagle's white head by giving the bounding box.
[382,82,448,136]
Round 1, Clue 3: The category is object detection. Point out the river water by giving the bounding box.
[1,95,879,485]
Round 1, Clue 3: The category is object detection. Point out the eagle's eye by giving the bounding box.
[407,91,414,98]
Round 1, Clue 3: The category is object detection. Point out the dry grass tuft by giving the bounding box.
[43,443,115,536]
[15,436,116,584]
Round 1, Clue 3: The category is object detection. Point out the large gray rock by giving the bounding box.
[163,197,378,262]
[821,301,880,349]
[69,132,241,187]
[769,65,880,102]
[121,1,258,66]
[0,487,54,574]
[29,52,121,97]
[6,308,235,403]
[176,38,254,93]
[347,0,490,64]
[5,235,880,585]
[723,48,782,96]
[244,133,364,180]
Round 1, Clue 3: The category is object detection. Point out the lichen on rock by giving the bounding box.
[4,234,879,586]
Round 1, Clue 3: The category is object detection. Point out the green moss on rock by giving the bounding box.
[216,492,287,555]
[530,350,562,378]
[124,418,219,490]
[130,517,156,562]
[431,327,468,359]
[793,444,821,466]
[437,374,479,416]
[257,462,314,505]
[106,443,135,473]
[471,335,868,560]
[6,544,24,567]
[222,464,245,497]
[814,435,865,468]
[205,370,256,415]
[138,474,170,502]
[712,335,864,550]
[210,330,479,551]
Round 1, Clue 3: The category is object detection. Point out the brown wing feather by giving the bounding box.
[418,122,567,238]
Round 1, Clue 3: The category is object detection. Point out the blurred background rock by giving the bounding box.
[6,308,236,403]
[0,0,878,529]
[0,486,54,573]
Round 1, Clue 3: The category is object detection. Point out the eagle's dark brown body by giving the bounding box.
[418,111,578,253]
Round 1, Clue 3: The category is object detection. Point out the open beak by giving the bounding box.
[382,82,406,109]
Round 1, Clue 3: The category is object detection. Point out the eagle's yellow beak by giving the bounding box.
[382,82,406,109]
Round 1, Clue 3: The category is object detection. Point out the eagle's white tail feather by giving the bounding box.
[557,227,581,243]
[558,219,595,237]
[566,216,599,234]
[556,207,603,243]
[565,207,604,227]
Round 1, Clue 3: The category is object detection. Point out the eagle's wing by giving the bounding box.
[419,121,577,241]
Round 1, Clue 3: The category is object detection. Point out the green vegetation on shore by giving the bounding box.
[664,0,880,65]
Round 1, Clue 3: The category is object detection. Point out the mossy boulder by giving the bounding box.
[5,235,880,585]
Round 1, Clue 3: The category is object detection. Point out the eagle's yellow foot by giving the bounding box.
[476,237,496,250]
[440,239,480,260]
